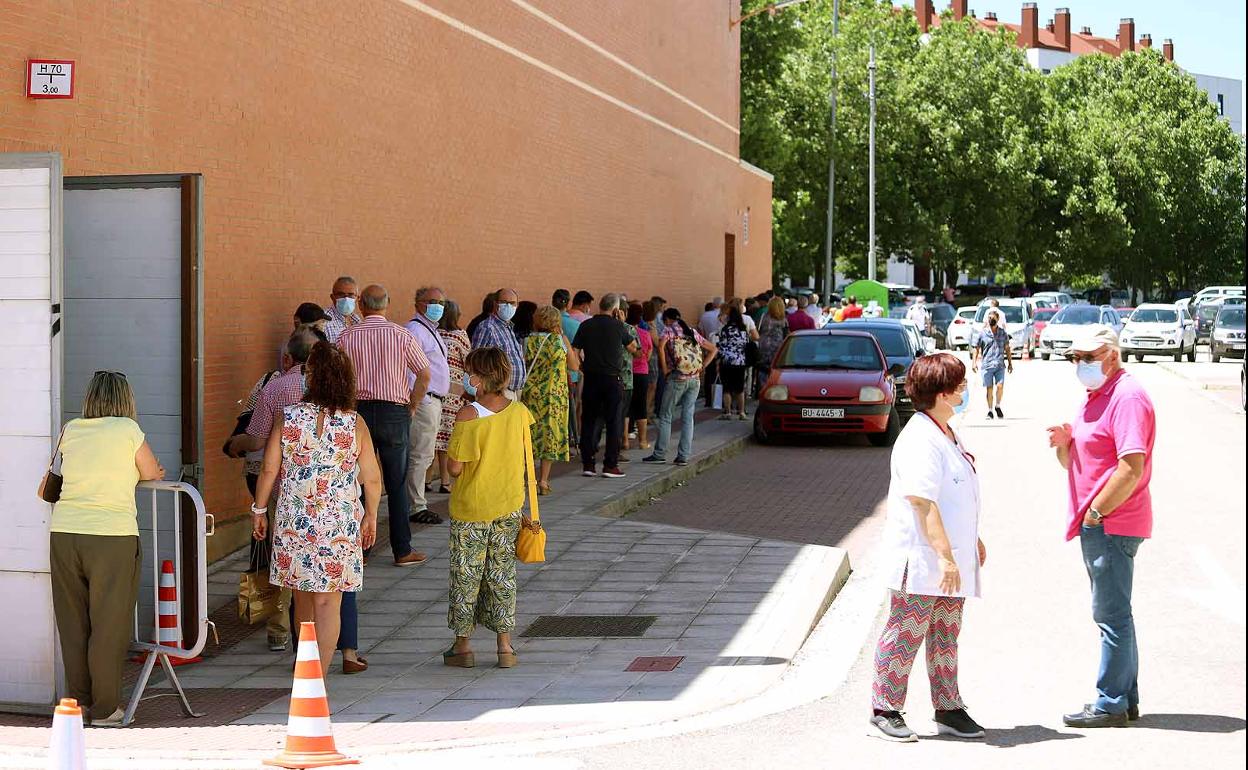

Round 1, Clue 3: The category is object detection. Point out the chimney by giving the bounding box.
[1118,18,1135,52]
[952,0,968,21]
[986,11,997,21]
[1055,8,1071,51]
[970,10,977,18]
[1080,26,1092,36]
[916,0,934,32]
[1139,34,1152,49]
[1021,2,1039,48]
[1162,38,1174,62]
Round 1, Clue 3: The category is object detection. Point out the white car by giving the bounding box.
[1032,291,1074,307]
[1038,305,1122,359]
[971,299,1034,355]
[946,306,978,349]
[1119,304,1197,362]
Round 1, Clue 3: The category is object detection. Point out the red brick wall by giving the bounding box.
[1,0,772,529]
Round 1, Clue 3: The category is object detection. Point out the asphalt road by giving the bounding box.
[542,351,1247,769]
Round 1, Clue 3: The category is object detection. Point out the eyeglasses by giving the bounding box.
[94,370,127,379]
[1068,351,1106,364]
[423,299,445,306]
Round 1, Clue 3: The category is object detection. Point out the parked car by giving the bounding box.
[834,318,925,421]
[1033,291,1074,307]
[1192,285,1246,305]
[1115,307,1134,323]
[1210,305,1246,362]
[946,306,978,349]
[1119,304,1197,362]
[927,302,955,349]
[1085,288,1132,308]
[1038,304,1121,359]
[1196,301,1223,345]
[1031,306,1059,351]
[972,299,1034,356]
[753,329,900,447]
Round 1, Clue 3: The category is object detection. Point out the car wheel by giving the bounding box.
[1174,350,1182,363]
[1212,349,1221,363]
[752,414,771,445]
[1135,354,1145,362]
[1187,344,1197,363]
[1040,351,1050,361]
[868,408,901,448]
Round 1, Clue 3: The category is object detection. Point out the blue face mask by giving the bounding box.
[462,372,477,398]
[424,303,445,323]
[1076,361,1107,390]
[335,297,356,316]
[497,303,517,322]
[952,386,970,414]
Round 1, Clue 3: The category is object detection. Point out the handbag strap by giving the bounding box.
[46,424,67,472]
[522,416,540,524]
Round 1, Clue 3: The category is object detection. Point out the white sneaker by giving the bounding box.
[91,707,126,728]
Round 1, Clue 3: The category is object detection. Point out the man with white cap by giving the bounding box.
[1046,325,1155,729]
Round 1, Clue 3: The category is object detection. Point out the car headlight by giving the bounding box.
[1120,333,1133,343]
[859,386,885,403]
[763,385,789,401]
[1165,338,1176,345]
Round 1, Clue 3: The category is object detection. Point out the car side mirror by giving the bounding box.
[889,363,906,377]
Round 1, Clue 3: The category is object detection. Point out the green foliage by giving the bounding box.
[740,0,1246,294]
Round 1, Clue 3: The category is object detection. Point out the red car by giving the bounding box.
[754,329,901,446]
[1032,306,1060,351]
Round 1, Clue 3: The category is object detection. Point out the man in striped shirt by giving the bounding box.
[338,285,432,567]
[471,287,527,392]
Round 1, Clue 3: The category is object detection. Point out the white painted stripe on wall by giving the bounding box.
[286,715,332,737]
[507,0,740,135]
[396,0,741,165]
[291,677,327,699]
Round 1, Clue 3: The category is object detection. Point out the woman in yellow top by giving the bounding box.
[40,371,165,727]
[445,347,536,669]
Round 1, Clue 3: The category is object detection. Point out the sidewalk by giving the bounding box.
[0,414,850,765]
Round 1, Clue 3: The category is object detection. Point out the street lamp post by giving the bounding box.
[867,44,877,282]
[822,0,840,301]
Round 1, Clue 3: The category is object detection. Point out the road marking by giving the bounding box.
[1178,545,1246,627]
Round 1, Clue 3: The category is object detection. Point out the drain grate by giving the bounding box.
[626,655,684,672]
[521,615,657,638]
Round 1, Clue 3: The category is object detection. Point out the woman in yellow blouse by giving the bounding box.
[41,371,165,727]
[444,347,536,669]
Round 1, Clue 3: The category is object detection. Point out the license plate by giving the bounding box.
[1139,340,1159,347]
[801,408,845,419]
[1232,343,1246,351]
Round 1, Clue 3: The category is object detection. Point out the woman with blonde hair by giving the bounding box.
[43,371,165,727]
[520,304,579,494]
[756,296,789,394]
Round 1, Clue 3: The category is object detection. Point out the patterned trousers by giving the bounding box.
[448,510,521,636]
[871,576,966,712]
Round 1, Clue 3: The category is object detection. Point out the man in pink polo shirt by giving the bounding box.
[1047,325,1154,729]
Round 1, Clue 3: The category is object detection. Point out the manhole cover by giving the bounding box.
[626,656,684,672]
[521,615,657,638]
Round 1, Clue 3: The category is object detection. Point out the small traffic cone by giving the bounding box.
[133,560,200,666]
[47,698,87,770]
[264,622,357,769]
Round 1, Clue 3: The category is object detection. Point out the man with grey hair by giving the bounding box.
[698,297,725,408]
[471,287,527,392]
[338,284,432,567]
[573,292,640,478]
[404,286,451,524]
[324,276,360,344]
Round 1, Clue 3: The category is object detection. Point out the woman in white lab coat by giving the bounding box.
[868,352,987,743]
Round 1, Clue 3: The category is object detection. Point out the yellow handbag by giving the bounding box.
[516,420,546,564]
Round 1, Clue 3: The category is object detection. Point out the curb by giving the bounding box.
[1155,360,1239,391]
[594,432,751,519]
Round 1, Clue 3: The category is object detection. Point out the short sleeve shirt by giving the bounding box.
[573,315,633,378]
[447,401,535,522]
[52,417,146,537]
[976,326,1009,370]
[1066,369,1155,541]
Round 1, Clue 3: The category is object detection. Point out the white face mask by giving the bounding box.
[1076,360,1107,390]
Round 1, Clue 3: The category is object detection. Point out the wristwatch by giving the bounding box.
[1088,507,1106,524]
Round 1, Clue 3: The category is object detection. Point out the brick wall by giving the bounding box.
[0,0,772,537]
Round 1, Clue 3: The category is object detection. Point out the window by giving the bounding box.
[1052,306,1102,325]
[1217,94,1225,115]
[1129,308,1177,324]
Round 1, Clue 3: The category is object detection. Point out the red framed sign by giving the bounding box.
[27,59,75,99]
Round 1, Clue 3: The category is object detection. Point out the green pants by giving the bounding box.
[49,532,141,720]
[448,511,521,636]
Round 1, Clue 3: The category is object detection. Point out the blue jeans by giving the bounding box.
[653,377,699,461]
[356,400,413,559]
[1080,524,1144,714]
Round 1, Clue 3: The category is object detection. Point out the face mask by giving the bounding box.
[988,318,998,328]
[335,297,356,316]
[424,303,445,323]
[951,387,969,414]
[497,303,517,322]
[1076,360,1107,390]
[462,372,478,398]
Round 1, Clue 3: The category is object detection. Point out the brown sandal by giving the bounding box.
[496,649,518,669]
[443,647,475,668]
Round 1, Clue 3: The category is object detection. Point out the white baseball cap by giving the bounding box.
[1068,325,1120,354]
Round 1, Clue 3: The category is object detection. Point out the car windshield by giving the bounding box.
[1199,305,1221,321]
[845,327,911,357]
[1034,308,1058,320]
[974,305,1025,323]
[776,335,884,370]
[1216,307,1246,329]
[1130,308,1177,324]
[929,305,955,322]
[1052,306,1102,325]
[1116,308,1133,318]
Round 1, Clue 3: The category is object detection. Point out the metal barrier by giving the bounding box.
[123,480,215,726]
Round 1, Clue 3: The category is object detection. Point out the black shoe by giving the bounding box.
[868,711,917,742]
[1063,704,1129,728]
[1128,704,1140,722]
[673,458,689,466]
[986,410,995,420]
[642,455,665,464]
[934,708,985,738]
[409,508,443,525]
[995,406,1004,418]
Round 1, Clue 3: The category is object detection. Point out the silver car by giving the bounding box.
[1038,305,1121,360]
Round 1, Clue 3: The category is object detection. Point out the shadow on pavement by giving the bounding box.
[983,725,1085,748]
[1132,714,1247,733]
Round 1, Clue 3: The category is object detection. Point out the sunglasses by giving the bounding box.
[1067,351,1106,364]
[94,370,127,378]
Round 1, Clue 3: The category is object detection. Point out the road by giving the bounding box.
[540,352,1247,769]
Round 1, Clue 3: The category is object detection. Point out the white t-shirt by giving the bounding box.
[906,303,930,330]
[881,413,982,598]
[698,309,723,338]
[741,314,757,334]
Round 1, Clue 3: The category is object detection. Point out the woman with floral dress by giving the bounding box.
[520,305,579,494]
[436,300,471,493]
[715,307,751,420]
[252,341,381,676]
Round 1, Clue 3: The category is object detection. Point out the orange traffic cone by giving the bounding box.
[133,560,200,666]
[264,622,357,769]
[48,698,86,770]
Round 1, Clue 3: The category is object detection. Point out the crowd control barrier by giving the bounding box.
[123,480,215,726]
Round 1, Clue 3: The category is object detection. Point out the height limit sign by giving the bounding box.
[27,59,75,99]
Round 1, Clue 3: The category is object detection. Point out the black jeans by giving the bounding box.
[580,372,624,470]
[356,400,413,559]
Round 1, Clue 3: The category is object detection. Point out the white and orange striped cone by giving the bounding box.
[47,697,87,770]
[133,560,200,666]
[264,622,357,769]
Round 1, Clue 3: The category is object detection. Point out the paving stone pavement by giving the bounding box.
[0,411,850,762]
